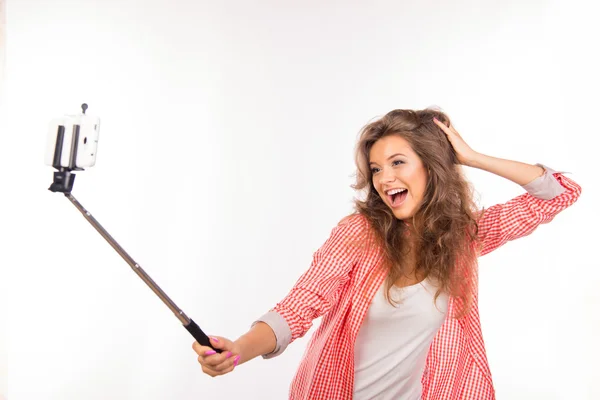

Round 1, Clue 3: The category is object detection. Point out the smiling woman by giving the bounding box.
[353,109,480,307]
[191,107,581,400]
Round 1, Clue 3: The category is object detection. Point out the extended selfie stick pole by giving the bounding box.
[64,193,219,352]
[48,104,221,353]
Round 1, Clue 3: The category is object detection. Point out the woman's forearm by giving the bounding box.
[466,153,545,186]
[233,321,277,366]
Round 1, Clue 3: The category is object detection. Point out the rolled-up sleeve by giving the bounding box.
[477,164,582,257]
[251,311,292,359]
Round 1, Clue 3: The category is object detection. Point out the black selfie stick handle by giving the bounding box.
[185,319,217,349]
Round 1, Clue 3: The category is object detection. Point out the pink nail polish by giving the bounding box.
[205,350,217,355]
[234,355,241,366]
[227,351,232,358]
[211,337,219,342]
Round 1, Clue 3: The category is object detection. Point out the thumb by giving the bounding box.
[208,336,233,351]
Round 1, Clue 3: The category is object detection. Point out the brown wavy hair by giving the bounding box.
[352,108,480,318]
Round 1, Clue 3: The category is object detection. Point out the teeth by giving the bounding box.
[386,188,407,195]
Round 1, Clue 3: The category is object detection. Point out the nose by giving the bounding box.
[378,167,395,185]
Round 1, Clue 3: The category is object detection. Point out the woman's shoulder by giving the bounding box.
[336,212,369,230]
[331,213,374,246]
[331,213,382,263]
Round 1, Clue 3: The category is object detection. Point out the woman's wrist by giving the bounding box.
[233,321,277,365]
[463,151,485,169]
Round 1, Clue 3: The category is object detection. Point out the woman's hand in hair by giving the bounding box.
[433,117,479,166]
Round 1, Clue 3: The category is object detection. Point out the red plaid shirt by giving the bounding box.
[262,171,581,399]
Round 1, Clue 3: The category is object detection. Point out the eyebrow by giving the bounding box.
[369,153,407,165]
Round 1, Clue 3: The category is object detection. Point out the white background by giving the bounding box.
[2,0,599,399]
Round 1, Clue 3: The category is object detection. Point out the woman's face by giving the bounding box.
[369,135,428,221]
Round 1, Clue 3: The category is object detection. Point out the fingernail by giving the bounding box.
[234,355,241,366]
[211,337,219,342]
[227,351,232,358]
[205,350,217,355]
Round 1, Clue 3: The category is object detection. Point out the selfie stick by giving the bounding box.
[47,104,221,353]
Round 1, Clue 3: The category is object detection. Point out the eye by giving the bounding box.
[370,167,380,174]
[392,160,405,166]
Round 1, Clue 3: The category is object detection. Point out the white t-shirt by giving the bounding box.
[353,279,449,400]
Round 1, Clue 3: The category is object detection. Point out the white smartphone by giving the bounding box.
[45,113,101,169]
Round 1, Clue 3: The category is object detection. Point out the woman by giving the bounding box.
[192,108,581,399]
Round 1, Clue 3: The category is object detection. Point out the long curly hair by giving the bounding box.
[352,108,480,317]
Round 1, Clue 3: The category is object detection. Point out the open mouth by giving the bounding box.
[386,188,408,208]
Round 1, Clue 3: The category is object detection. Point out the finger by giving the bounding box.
[194,346,232,369]
[201,364,223,377]
[447,123,462,137]
[192,341,215,356]
[203,349,236,367]
[208,336,225,350]
[433,117,451,134]
[216,364,236,376]
[202,362,236,377]
[192,335,226,354]
[199,353,239,377]
[434,118,462,141]
[212,354,241,373]
[197,354,230,375]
